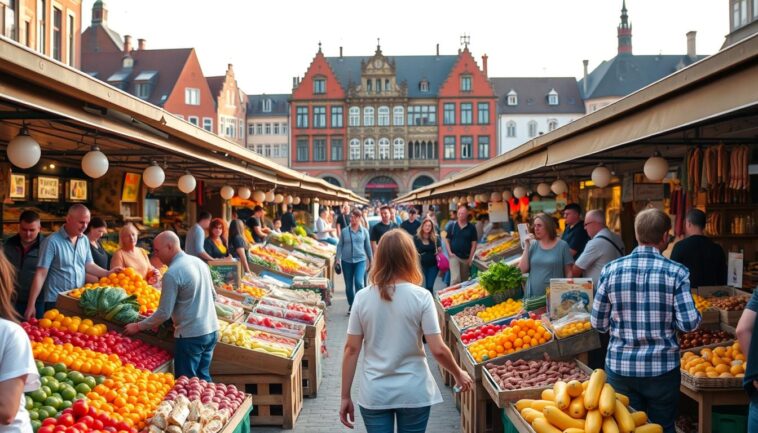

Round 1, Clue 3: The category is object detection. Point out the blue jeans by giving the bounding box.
[321,237,338,245]
[359,406,431,433]
[343,260,366,307]
[750,399,758,433]
[421,266,438,294]
[174,331,218,381]
[606,367,680,433]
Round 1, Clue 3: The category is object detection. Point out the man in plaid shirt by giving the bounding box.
[591,208,701,433]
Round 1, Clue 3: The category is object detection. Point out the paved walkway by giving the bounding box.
[253,276,460,432]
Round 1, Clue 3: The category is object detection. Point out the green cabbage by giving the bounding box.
[77,287,141,325]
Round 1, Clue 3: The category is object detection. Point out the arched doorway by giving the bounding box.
[411,175,435,191]
[322,176,342,187]
[365,176,398,203]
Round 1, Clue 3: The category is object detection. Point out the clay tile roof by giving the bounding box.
[206,76,225,104]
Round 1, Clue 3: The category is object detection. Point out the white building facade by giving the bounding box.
[246,94,290,167]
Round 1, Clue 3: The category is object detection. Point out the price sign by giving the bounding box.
[242,295,256,306]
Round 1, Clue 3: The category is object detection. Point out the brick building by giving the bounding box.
[207,64,247,146]
[290,43,496,201]
[1,0,81,68]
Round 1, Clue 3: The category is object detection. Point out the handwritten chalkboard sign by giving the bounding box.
[209,259,242,290]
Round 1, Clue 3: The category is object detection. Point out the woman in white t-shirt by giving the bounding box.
[0,250,40,433]
[340,230,472,432]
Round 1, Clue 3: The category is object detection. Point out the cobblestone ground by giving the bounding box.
[253,276,460,432]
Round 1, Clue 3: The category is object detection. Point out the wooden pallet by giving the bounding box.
[213,366,304,429]
[460,379,503,433]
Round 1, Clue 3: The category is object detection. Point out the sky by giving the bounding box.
[84,1,729,95]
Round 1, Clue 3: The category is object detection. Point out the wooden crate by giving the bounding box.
[211,338,304,376]
[301,315,325,397]
[213,366,303,429]
[249,263,324,280]
[460,379,503,433]
[220,396,253,433]
[555,329,601,357]
[459,337,560,380]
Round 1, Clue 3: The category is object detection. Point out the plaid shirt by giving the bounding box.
[591,246,701,377]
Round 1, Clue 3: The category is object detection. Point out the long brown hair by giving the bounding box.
[0,249,19,322]
[416,218,438,245]
[209,218,228,244]
[368,229,423,301]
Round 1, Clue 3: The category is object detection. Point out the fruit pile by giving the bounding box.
[26,362,102,427]
[238,283,267,299]
[681,342,746,378]
[477,237,519,261]
[246,314,306,339]
[249,246,320,276]
[708,295,749,311]
[254,303,318,325]
[439,285,487,308]
[467,318,552,363]
[452,305,486,329]
[218,321,295,358]
[32,340,122,376]
[36,400,137,433]
[691,293,713,313]
[164,376,246,412]
[37,310,108,336]
[554,319,592,339]
[24,319,171,371]
[515,369,663,433]
[678,328,732,350]
[69,268,160,315]
[476,299,523,322]
[461,323,505,345]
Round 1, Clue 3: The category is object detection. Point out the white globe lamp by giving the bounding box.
[490,191,502,202]
[537,183,551,197]
[7,127,41,169]
[303,197,311,205]
[591,165,612,188]
[252,190,265,203]
[237,186,251,200]
[177,172,197,193]
[513,186,527,199]
[551,179,567,196]
[274,193,284,204]
[285,195,293,204]
[265,190,275,202]
[220,185,235,200]
[293,196,301,205]
[143,162,165,189]
[81,147,109,178]
[503,190,513,201]
[644,153,669,182]
[466,195,474,204]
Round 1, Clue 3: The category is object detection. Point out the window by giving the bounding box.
[66,14,74,66]
[506,121,516,137]
[393,138,405,160]
[460,103,473,125]
[185,88,200,105]
[378,138,390,160]
[364,138,375,160]
[262,99,272,112]
[331,138,343,161]
[50,7,61,59]
[378,106,390,126]
[313,77,326,94]
[238,120,243,139]
[188,116,198,126]
[263,144,271,157]
[135,83,151,99]
[248,124,255,135]
[363,107,374,126]
[461,136,473,159]
[407,105,436,125]
[256,123,263,135]
[273,123,280,134]
[460,75,472,92]
[477,102,489,125]
[548,119,558,132]
[375,79,382,93]
[296,137,308,161]
[443,103,456,125]
[2,0,17,39]
[265,123,272,134]
[331,106,344,128]
[734,0,748,27]
[37,0,45,53]
[366,79,372,93]
[203,118,213,132]
[385,79,391,92]
[393,106,404,126]
[411,140,436,160]
[313,138,326,161]
[528,120,538,138]
[477,136,490,159]
[755,0,758,17]
[443,137,455,159]
[282,124,288,135]
[349,139,360,160]
[547,89,559,106]
[348,106,360,126]
[296,106,308,128]
[507,90,518,106]
[313,106,326,128]
[419,80,429,93]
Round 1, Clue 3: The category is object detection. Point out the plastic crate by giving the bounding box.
[712,406,747,433]
[502,410,518,433]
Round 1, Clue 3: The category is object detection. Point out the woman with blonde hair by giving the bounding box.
[110,223,161,285]
[518,212,573,298]
[0,249,41,433]
[414,218,441,294]
[340,229,472,432]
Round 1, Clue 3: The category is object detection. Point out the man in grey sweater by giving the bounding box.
[125,231,219,380]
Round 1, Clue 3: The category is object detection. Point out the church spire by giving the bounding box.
[617,0,632,55]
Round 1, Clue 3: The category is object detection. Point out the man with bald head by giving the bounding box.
[572,209,625,286]
[25,204,121,319]
[125,231,219,380]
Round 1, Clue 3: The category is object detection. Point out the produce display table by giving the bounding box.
[249,262,324,281]
[680,384,749,433]
[301,313,325,397]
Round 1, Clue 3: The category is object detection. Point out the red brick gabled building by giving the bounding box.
[437,46,497,179]
[207,64,247,146]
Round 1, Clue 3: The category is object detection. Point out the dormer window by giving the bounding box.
[262,99,272,113]
[133,71,157,100]
[547,88,559,105]
[122,55,133,69]
[506,90,518,106]
[419,80,429,93]
[460,75,472,92]
[313,77,326,94]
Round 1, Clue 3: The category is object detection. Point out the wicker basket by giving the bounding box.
[680,369,743,391]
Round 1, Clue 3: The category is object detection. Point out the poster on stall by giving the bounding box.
[548,278,593,319]
[9,174,26,199]
[517,223,530,250]
[35,176,59,201]
[728,252,744,288]
[487,201,509,223]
